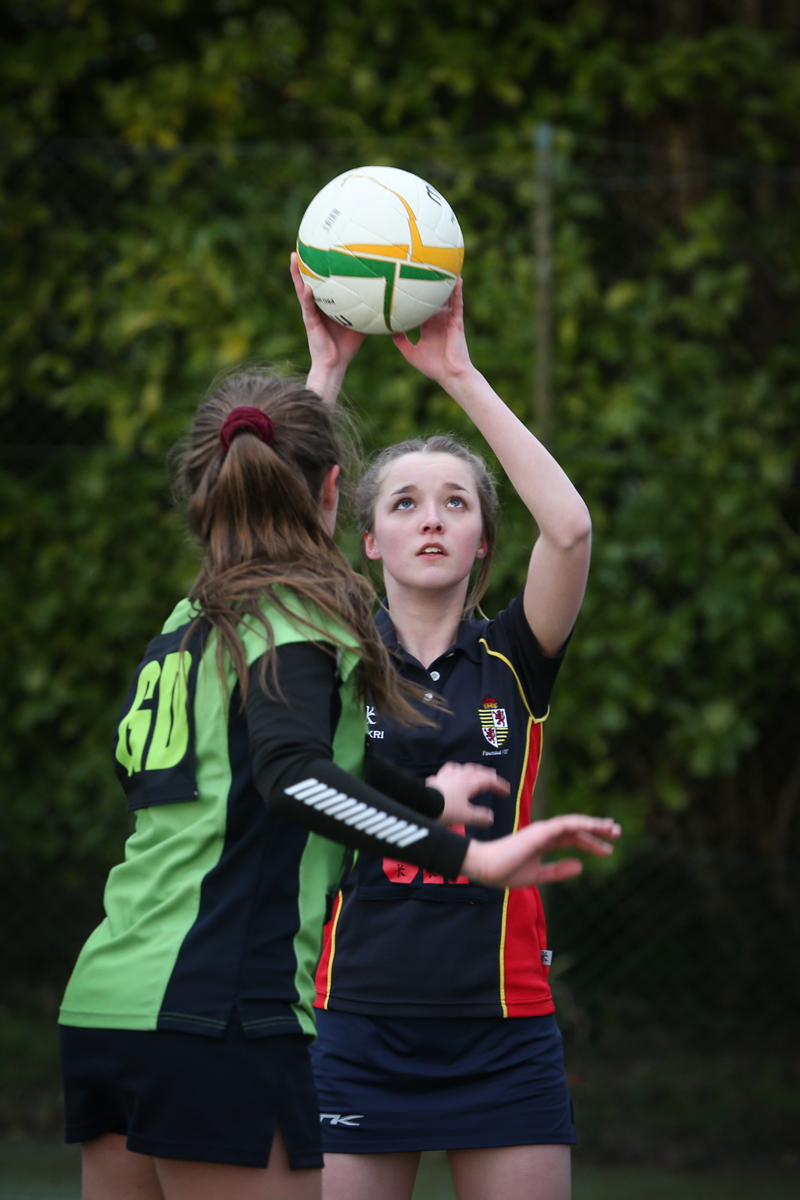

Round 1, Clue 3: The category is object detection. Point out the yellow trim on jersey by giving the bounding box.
[498,716,537,1016]
[321,890,345,1010]
[480,637,547,1016]
[478,639,549,724]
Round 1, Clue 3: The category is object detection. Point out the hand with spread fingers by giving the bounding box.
[462,815,621,889]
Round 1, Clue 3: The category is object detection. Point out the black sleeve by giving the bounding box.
[363,755,445,819]
[491,592,570,718]
[247,642,467,880]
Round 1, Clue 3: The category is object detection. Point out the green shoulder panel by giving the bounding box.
[239,592,361,684]
[160,591,361,679]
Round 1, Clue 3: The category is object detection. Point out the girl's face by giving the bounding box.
[364,452,487,597]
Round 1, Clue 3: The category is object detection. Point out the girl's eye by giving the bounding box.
[394,497,415,511]
[446,495,466,508]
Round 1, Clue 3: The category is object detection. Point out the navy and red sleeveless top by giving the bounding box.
[314,594,567,1018]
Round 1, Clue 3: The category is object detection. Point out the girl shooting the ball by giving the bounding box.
[59,359,618,1200]
[293,253,602,1200]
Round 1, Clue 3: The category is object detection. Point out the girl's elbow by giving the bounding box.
[560,507,592,552]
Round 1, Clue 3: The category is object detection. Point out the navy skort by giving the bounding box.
[310,1010,577,1153]
[60,1017,323,1169]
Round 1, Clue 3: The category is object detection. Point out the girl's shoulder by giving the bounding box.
[250,589,361,680]
[157,592,362,680]
[160,596,197,635]
[472,593,569,718]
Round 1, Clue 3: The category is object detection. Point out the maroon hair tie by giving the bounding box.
[219,407,275,452]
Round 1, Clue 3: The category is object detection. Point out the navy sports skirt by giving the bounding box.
[60,1017,322,1169]
[310,1010,576,1153]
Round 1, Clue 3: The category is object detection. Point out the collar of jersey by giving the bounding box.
[375,601,486,666]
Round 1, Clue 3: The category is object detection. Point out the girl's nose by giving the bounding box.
[420,506,444,532]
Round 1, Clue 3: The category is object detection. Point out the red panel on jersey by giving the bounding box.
[502,722,555,1015]
[314,890,342,1009]
[382,858,420,883]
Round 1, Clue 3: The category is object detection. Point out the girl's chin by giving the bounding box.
[392,570,470,593]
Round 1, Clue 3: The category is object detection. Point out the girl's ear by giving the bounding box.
[364,530,382,561]
[321,464,340,511]
[475,536,488,560]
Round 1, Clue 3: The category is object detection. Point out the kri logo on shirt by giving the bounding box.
[365,704,384,739]
[478,695,509,747]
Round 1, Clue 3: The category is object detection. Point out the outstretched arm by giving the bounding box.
[392,279,591,656]
[249,641,620,886]
[290,252,366,405]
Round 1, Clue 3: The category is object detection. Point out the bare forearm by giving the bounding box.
[445,365,590,546]
[306,365,346,407]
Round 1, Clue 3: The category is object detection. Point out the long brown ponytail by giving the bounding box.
[174,368,422,723]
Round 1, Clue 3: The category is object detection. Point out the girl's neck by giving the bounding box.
[383,581,467,669]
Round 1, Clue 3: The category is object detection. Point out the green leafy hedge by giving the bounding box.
[1,2,799,1012]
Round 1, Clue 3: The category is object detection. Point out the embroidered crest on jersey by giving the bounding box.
[478,694,509,747]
